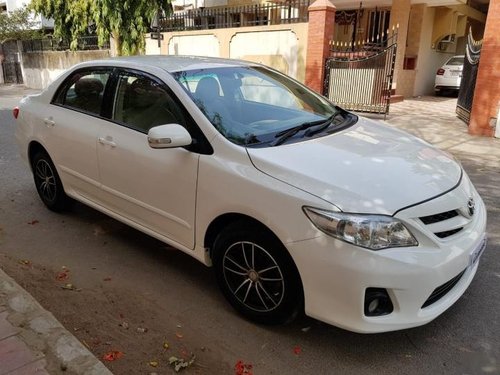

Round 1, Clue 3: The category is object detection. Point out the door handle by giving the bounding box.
[43,118,55,127]
[98,137,117,148]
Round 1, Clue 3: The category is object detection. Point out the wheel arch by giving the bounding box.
[207,212,305,324]
[204,213,272,257]
[204,214,304,287]
[28,141,49,170]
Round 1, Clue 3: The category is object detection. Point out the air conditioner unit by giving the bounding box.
[436,34,456,51]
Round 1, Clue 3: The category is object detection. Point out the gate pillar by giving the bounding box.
[388,0,410,96]
[469,0,500,137]
[305,0,336,94]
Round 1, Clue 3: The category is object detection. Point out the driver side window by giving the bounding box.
[112,73,185,133]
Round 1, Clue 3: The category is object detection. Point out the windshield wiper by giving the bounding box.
[304,112,345,137]
[270,114,336,147]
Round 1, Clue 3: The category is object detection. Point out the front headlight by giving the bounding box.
[303,207,418,250]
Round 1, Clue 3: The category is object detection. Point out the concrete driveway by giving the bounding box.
[383,96,499,169]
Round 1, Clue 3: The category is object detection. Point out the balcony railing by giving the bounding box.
[159,0,310,32]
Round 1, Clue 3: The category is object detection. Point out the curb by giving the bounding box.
[0,268,112,375]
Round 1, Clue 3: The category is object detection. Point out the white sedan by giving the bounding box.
[14,56,486,333]
[435,55,465,96]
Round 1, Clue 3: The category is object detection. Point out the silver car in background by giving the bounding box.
[434,55,464,96]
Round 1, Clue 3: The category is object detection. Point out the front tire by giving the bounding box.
[32,152,71,212]
[213,222,303,325]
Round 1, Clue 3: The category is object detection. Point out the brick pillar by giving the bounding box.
[469,0,500,137]
[305,0,336,94]
[388,0,411,96]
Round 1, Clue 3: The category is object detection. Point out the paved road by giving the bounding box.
[1,87,499,374]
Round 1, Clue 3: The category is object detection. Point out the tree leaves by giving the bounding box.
[29,0,171,55]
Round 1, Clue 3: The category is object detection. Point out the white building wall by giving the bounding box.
[22,66,65,88]
[168,34,220,57]
[6,0,29,11]
[145,36,162,55]
[148,24,308,82]
[229,30,299,78]
[159,29,301,78]
[20,50,111,89]
[203,0,228,7]
[171,0,227,11]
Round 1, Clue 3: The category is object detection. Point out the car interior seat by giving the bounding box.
[125,78,177,132]
[193,76,232,133]
[72,78,104,114]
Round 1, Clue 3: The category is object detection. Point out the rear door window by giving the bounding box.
[53,69,111,116]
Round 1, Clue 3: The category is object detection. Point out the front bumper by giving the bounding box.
[286,177,487,333]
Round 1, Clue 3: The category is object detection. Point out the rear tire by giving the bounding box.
[32,152,71,212]
[213,221,303,325]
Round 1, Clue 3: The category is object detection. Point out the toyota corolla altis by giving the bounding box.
[14,56,487,333]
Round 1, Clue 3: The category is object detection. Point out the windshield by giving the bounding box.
[172,66,354,147]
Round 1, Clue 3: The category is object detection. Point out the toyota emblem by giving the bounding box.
[467,197,475,217]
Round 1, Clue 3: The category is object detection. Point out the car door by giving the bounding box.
[48,68,112,203]
[96,69,200,249]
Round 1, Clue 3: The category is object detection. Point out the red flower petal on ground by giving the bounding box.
[56,270,69,281]
[234,360,253,375]
[103,351,124,361]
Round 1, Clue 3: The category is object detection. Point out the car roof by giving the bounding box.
[75,55,257,73]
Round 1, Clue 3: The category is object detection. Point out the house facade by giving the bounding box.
[0,0,54,29]
[306,0,497,137]
[330,1,488,98]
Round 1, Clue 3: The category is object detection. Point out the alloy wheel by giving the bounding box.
[222,241,285,312]
[34,159,57,203]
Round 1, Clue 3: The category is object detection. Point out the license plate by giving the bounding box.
[470,236,487,266]
[451,71,460,76]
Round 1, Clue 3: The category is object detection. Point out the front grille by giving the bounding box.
[435,228,463,238]
[422,269,466,308]
[420,210,458,225]
[419,209,465,239]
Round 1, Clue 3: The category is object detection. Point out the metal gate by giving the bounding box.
[1,40,23,84]
[456,30,482,124]
[323,30,398,116]
[2,61,23,84]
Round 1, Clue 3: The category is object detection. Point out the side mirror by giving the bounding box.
[148,124,192,149]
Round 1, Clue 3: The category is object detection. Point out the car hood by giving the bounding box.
[246,117,461,215]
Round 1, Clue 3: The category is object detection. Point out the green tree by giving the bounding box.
[0,5,41,42]
[31,0,171,55]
